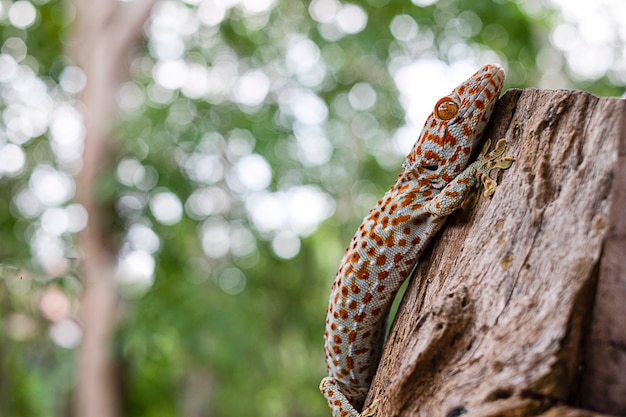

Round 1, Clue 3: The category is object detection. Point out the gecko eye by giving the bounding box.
[422,163,438,171]
[434,97,459,120]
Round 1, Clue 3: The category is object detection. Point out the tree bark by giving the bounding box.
[364,89,626,416]
[69,1,156,417]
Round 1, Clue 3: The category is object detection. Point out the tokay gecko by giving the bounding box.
[320,64,513,417]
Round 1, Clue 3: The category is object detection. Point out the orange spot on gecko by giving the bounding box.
[391,214,411,227]
[393,253,403,263]
[448,150,459,163]
[423,150,441,161]
[333,334,342,344]
[353,312,366,322]
[346,356,354,370]
[398,183,411,194]
[442,130,457,147]
[354,347,368,355]
[417,174,430,185]
[376,254,387,266]
[357,268,369,280]
[377,271,388,281]
[385,232,395,247]
[356,260,370,280]
[362,292,373,304]
[348,300,357,310]
[401,193,416,207]
[348,331,357,344]
[462,123,472,137]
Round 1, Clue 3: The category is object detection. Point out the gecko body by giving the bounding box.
[320,64,513,417]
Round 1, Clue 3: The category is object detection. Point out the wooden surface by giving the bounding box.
[364,89,626,416]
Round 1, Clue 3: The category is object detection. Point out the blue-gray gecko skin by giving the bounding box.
[320,64,513,417]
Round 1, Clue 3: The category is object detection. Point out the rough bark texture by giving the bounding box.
[69,1,156,417]
[364,89,626,417]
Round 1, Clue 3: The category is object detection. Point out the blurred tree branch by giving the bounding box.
[68,1,156,417]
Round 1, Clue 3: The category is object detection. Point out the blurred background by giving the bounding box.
[0,0,624,416]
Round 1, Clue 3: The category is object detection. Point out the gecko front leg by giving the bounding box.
[424,138,514,217]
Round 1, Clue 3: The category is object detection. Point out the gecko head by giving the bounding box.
[402,64,505,184]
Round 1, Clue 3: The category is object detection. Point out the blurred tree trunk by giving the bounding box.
[68,1,156,417]
[364,89,626,416]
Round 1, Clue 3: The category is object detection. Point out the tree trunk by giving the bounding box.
[364,89,626,416]
[69,1,156,417]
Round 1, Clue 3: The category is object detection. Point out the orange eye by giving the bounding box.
[435,98,459,120]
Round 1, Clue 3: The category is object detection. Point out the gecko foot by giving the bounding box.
[477,138,514,198]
